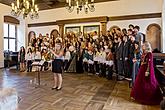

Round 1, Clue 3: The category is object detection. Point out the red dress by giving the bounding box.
[130,52,163,105]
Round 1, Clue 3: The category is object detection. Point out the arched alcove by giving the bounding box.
[146,23,161,51]
[50,29,59,39]
[109,25,120,32]
[28,31,36,44]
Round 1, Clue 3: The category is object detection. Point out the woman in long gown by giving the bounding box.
[130,41,163,105]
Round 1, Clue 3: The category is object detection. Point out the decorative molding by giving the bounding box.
[56,16,108,25]
[28,13,161,27]
[28,21,57,27]
[109,13,161,21]
[4,16,20,24]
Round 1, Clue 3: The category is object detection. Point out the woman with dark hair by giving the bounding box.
[50,42,64,91]
[18,46,26,72]
[132,41,141,85]
[131,41,163,105]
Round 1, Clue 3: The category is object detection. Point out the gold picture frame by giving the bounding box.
[65,26,81,36]
[83,25,100,37]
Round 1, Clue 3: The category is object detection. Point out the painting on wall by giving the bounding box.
[65,26,81,36]
[83,25,100,37]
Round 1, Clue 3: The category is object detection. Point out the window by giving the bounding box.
[4,23,17,52]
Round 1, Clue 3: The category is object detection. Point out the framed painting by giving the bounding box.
[65,26,81,36]
[83,25,100,37]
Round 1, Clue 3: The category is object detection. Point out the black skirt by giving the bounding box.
[52,59,63,73]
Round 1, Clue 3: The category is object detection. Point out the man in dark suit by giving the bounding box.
[122,35,130,78]
[116,36,124,81]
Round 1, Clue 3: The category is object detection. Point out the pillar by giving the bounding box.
[100,22,107,36]
[58,24,64,39]
[162,0,165,52]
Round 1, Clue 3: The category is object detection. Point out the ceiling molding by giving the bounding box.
[28,21,57,27]
[109,13,161,21]
[56,16,108,24]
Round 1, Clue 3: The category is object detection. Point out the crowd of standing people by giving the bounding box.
[18,24,163,105]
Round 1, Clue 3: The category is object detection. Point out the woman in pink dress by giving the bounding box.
[130,41,163,105]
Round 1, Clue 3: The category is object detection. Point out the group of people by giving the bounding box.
[18,24,163,105]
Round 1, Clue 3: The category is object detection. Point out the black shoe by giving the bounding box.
[56,87,62,91]
[52,87,58,90]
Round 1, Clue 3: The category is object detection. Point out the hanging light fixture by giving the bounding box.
[11,0,39,19]
[66,0,95,14]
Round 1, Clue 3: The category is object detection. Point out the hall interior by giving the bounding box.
[0,0,164,110]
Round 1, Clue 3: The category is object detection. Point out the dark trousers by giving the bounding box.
[114,59,118,75]
[83,62,88,72]
[107,65,113,79]
[27,60,32,72]
[89,64,94,74]
[123,60,130,77]
[128,59,133,78]
[117,60,123,76]
[64,60,69,70]
[100,63,106,77]
[94,61,100,73]
[41,62,48,71]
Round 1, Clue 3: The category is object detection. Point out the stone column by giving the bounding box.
[58,24,64,39]
[100,22,107,36]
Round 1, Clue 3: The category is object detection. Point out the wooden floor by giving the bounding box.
[0,68,160,110]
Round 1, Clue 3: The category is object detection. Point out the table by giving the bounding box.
[31,61,45,87]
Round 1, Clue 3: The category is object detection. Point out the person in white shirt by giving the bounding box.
[64,48,71,71]
[26,43,32,51]
[46,33,50,41]
[99,47,106,77]
[93,31,98,40]
[25,48,33,72]
[34,48,41,61]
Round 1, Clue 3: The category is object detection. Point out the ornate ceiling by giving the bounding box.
[0,0,119,10]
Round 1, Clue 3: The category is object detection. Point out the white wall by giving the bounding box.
[0,3,26,68]
[28,25,59,37]
[107,18,162,34]
[0,3,11,68]
[17,17,26,49]
[27,0,162,23]
[27,0,162,34]
[27,0,163,49]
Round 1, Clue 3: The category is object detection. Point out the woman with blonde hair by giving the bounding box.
[130,41,162,105]
[50,41,64,91]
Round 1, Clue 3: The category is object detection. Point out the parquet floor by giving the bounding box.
[0,68,160,110]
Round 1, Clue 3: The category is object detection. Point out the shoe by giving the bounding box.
[56,87,62,91]
[52,87,58,90]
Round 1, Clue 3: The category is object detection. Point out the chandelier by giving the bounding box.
[11,0,39,19]
[66,0,95,14]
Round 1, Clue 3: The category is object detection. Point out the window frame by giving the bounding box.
[4,23,17,52]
